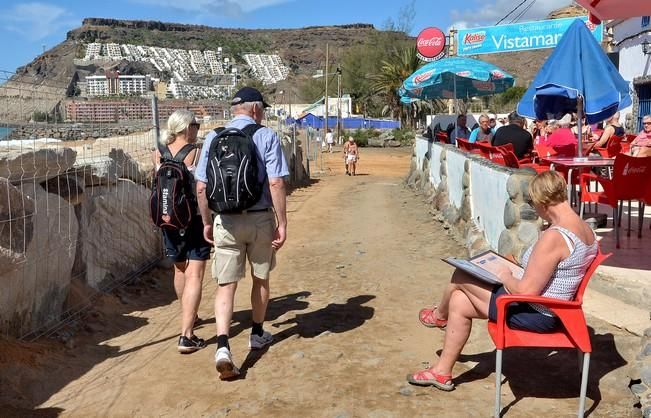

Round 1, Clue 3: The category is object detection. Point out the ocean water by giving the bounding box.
[0,127,12,140]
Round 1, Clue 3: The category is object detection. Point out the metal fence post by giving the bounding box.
[151,95,160,148]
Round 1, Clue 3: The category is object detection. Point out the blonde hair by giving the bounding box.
[162,109,195,145]
[528,171,567,208]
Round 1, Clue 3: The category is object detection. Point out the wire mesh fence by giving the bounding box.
[0,70,223,340]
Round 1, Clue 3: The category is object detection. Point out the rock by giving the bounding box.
[336,265,345,269]
[504,200,518,228]
[498,230,516,256]
[108,148,154,185]
[0,184,78,336]
[442,204,459,225]
[41,174,85,206]
[399,386,415,396]
[517,221,540,248]
[631,383,648,395]
[645,327,651,338]
[643,343,651,357]
[367,138,385,147]
[506,174,522,200]
[462,172,470,188]
[0,146,77,184]
[519,203,538,221]
[386,140,401,147]
[291,351,305,360]
[79,180,162,290]
[642,366,651,386]
[0,179,36,273]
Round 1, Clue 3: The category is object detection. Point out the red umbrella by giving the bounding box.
[575,0,651,24]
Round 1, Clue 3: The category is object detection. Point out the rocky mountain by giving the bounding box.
[1,4,588,122]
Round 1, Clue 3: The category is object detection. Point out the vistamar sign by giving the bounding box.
[456,17,603,56]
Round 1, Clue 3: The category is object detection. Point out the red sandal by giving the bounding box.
[406,368,454,391]
[418,306,448,328]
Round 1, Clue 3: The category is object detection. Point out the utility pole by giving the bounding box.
[336,66,342,144]
[324,43,329,144]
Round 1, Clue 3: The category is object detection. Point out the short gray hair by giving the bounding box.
[479,113,490,122]
[643,114,651,122]
[230,101,264,114]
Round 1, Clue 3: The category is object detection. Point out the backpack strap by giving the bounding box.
[171,143,197,163]
[241,123,264,138]
[213,127,226,137]
[158,142,173,161]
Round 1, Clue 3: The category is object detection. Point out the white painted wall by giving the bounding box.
[415,139,429,172]
[429,145,442,187]
[469,162,510,249]
[446,150,466,209]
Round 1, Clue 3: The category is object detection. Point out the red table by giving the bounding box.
[541,156,615,200]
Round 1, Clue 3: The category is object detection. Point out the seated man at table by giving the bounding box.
[631,114,651,157]
[468,114,494,143]
[449,114,471,146]
[491,111,533,159]
[544,114,577,157]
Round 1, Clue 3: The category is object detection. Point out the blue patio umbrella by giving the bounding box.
[401,56,515,111]
[517,19,631,155]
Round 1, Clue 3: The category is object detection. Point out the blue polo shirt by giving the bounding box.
[195,115,289,210]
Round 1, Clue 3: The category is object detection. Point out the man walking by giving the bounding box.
[195,87,289,380]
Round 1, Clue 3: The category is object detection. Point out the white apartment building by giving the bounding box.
[84,74,151,97]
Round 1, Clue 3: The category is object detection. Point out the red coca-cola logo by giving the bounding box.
[416,27,446,59]
[413,70,434,85]
[463,31,486,45]
[491,70,505,79]
[456,70,471,77]
[584,20,597,31]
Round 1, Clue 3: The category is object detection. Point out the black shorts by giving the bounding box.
[488,285,559,333]
[162,216,211,262]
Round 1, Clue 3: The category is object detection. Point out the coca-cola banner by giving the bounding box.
[416,27,446,61]
[457,16,602,56]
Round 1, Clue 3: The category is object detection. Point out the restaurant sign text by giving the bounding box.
[456,17,603,56]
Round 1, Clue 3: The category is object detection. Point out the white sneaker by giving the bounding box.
[215,347,240,380]
[249,330,273,350]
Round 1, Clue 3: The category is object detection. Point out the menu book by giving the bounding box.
[442,250,524,285]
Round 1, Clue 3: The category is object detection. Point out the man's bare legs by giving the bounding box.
[251,276,269,324]
[215,281,238,337]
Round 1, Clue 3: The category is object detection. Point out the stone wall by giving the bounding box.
[406,137,540,261]
[7,123,151,142]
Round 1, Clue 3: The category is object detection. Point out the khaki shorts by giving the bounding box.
[212,211,276,284]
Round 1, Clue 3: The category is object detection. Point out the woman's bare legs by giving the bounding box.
[416,269,493,378]
[180,259,206,337]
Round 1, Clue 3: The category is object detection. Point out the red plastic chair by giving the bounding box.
[475,141,493,159]
[436,132,449,144]
[457,137,480,153]
[494,146,550,173]
[488,246,611,418]
[579,154,651,248]
[594,135,622,158]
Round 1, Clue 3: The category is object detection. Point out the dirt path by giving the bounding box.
[2,147,639,417]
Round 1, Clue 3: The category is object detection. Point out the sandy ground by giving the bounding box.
[0,146,641,417]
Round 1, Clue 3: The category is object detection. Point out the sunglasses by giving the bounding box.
[644,122,651,125]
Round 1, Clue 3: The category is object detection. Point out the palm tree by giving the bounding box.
[371,47,452,128]
[370,47,422,124]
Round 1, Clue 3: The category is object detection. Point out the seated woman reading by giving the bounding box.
[410,171,598,391]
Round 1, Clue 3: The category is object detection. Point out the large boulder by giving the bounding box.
[367,137,385,147]
[80,179,162,290]
[0,146,76,184]
[0,184,78,336]
[0,178,36,275]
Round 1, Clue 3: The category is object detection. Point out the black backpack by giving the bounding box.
[206,124,265,213]
[149,143,196,232]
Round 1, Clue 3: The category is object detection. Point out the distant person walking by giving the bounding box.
[315,128,322,154]
[326,128,335,153]
[343,136,359,176]
[151,109,210,354]
[195,87,289,380]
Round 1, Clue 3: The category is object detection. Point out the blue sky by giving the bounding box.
[0,0,572,73]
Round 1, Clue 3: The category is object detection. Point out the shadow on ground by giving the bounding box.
[448,328,627,417]
[235,294,376,378]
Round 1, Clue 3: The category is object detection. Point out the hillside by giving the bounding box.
[1,4,587,122]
